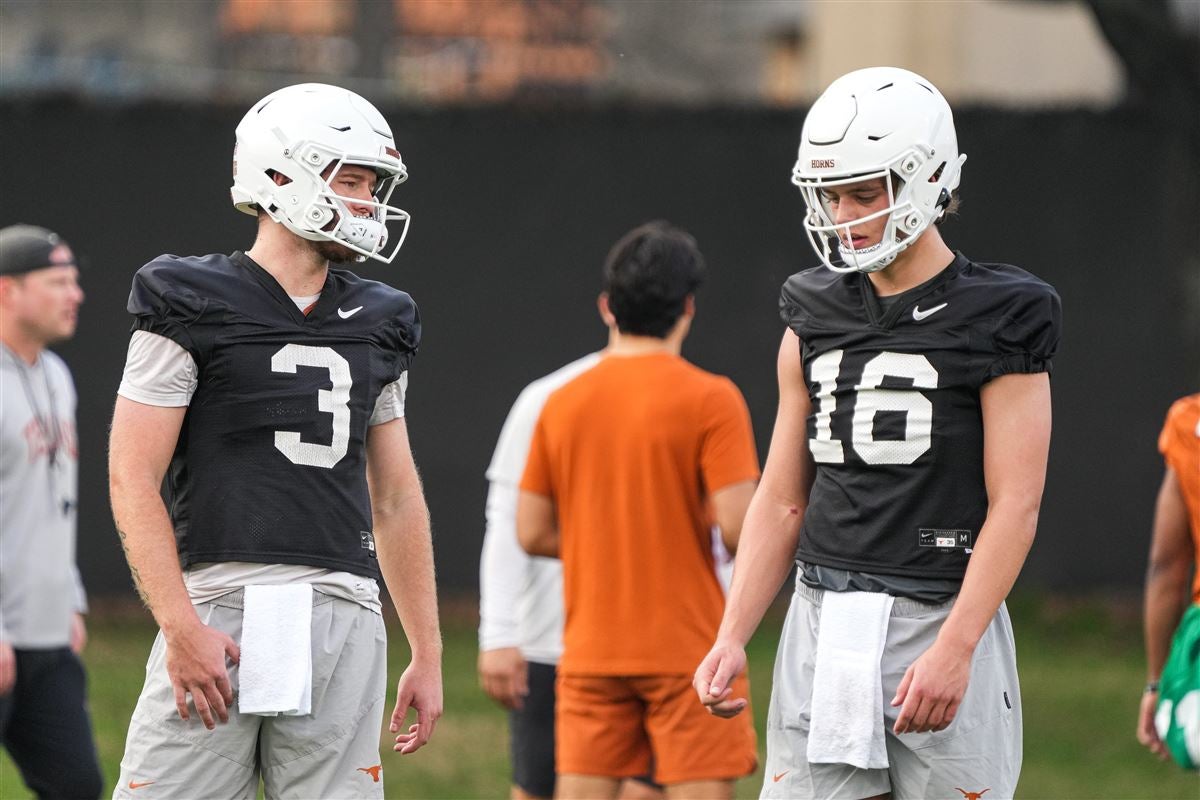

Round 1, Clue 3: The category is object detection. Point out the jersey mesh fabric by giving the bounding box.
[1158,394,1200,602]
[125,251,419,578]
[520,353,759,675]
[780,252,1061,581]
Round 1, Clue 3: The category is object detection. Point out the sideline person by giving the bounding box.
[0,223,101,799]
[520,221,760,799]
[1137,393,1200,770]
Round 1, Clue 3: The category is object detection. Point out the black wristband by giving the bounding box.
[1144,681,1160,694]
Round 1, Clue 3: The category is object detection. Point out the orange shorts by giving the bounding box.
[556,672,757,785]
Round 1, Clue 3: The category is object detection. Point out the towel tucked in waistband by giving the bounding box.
[806,589,894,770]
[237,584,313,716]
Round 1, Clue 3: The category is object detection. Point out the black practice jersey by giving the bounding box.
[780,252,1061,581]
[127,251,420,578]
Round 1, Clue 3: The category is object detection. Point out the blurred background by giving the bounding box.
[1,0,1198,796]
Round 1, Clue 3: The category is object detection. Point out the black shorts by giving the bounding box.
[509,661,662,797]
[0,647,102,799]
[510,660,557,798]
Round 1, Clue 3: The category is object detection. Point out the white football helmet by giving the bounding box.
[792,67,966,273]
[231,83,409,264]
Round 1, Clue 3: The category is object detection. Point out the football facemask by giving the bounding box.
[231,83,410,264]
[792,67,966,274]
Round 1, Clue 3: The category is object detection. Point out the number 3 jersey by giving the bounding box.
[780,252,1061,581]
[125,251,420,579]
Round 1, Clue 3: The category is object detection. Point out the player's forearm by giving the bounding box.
[1142,467,1193,681]
[1143,559,1190,680]
[376,498,443,664]
[938,498,1038,654]
[110,474,198,634]
[716,490,803,647]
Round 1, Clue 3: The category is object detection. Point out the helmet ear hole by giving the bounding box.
[266,169,293,187]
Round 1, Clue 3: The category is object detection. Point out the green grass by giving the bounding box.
[2,595,1196,799]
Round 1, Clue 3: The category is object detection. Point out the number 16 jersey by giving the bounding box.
[779,252,1061,582]
[125,251,420,579]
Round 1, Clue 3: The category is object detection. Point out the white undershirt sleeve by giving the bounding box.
[368,372,407,425]
[478,478,524,651]
[117,330,198,407]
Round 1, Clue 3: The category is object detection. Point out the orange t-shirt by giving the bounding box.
[1158,393,1200,602]
[521,352,760,675]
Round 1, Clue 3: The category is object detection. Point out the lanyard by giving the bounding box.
[7,347,61,467]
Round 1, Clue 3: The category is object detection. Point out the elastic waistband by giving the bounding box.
[794,575,956,618]
[207,587,338,611]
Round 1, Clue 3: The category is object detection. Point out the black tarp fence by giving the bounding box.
[2,98,1196,596]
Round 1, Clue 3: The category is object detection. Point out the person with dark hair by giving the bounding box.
[601,221,706,338]
[517,221,760,799]
[695,67,1061,799]
[0,223,102,798]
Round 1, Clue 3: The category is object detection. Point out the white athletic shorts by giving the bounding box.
[762,580,1022,800]
[114,589,388,799]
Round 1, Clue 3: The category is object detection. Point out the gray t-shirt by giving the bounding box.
[0,344,86,647]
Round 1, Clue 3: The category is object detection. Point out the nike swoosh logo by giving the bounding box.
[338,306,364,319]
[129,780,156,789]
[912,302,948,321]
[772,770,789,783]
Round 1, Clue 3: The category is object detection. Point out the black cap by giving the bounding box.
[0,224,76,276]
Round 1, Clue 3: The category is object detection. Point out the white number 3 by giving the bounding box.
[271,344,352,469]
[809,349,938,465]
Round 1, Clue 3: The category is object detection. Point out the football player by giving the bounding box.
[109,83,441,799]
[694,67,1061,799]
[1137,393,1200,770]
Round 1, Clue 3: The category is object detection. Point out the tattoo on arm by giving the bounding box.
[116,526,154,611]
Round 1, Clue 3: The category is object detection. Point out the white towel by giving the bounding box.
[238,584,313,716]
[806,590,894,770]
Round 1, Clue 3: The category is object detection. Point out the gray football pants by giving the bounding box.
[762,581,1022,800]
[114,589,388,800]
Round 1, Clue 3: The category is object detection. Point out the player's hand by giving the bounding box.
[163,619,239,730]
[69,612,88,654]
[478,647,529,710]
[891,638,971,734]
[693,641,748,718]
[1136,688,1169,760]
[390,658,443,754]
[0,640,15,696]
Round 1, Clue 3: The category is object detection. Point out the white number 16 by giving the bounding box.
[808,349,938,465]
